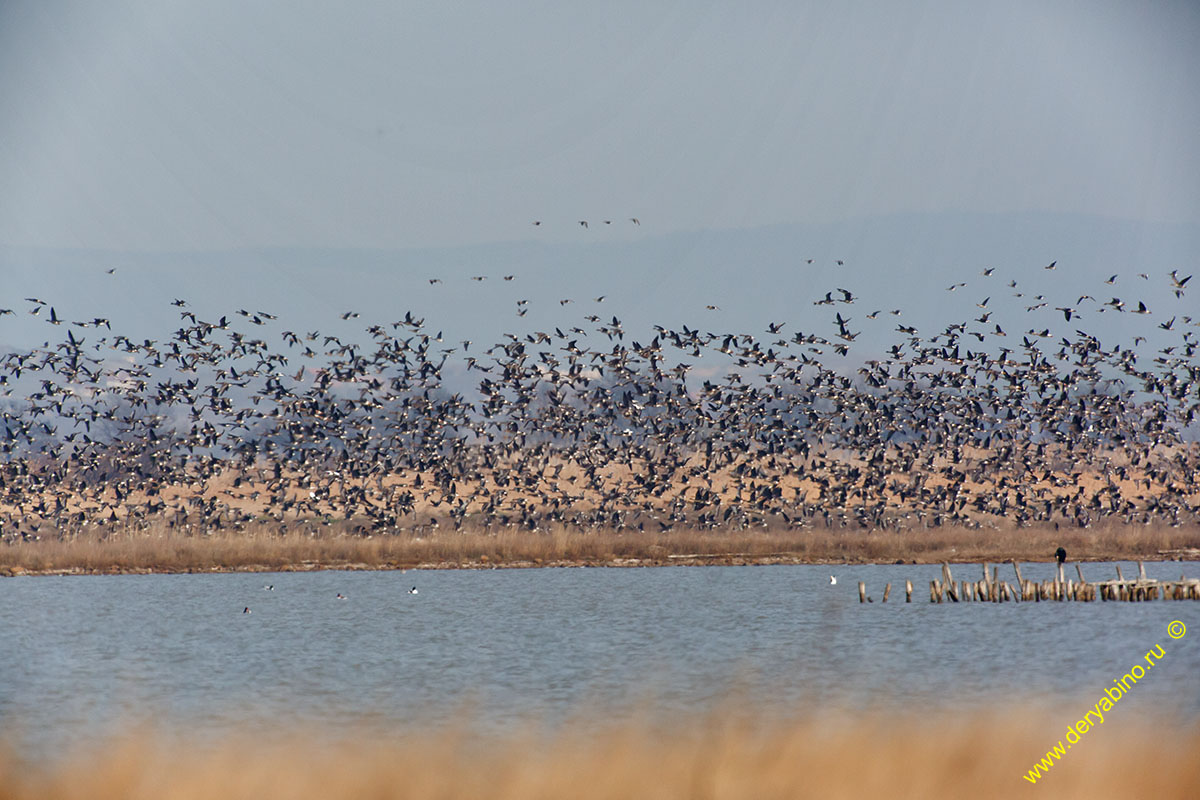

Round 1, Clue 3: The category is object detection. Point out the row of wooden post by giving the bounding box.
[857,579,914,603]
[856,561,1200,603]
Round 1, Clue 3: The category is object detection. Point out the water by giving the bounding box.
[1,562,1197,757]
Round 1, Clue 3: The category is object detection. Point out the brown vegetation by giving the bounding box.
[2,519,1197,575]
[1,710,1197,799]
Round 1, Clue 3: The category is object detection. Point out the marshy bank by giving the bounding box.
[2,520,1199,576]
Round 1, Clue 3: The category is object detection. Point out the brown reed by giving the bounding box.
[2,519,1198,575]
[0,709,1196,799]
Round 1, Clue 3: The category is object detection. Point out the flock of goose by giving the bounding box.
[0,260,1197,543]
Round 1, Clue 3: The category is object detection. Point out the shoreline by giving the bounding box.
[4,520,1198,578]
[4,547,1198,578]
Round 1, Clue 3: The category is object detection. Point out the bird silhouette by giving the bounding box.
[0,255,1197,548]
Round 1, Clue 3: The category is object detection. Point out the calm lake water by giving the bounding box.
[2,562,1197,757]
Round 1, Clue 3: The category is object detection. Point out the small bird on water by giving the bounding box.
[409,586,418,594]
[829,575,837,585]
[1055,547,1067,565]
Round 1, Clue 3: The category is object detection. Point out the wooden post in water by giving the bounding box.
[943,564,959,602]
[858,581,866,603]
[906,579,913,603]
[1012,561,1033,601]
[883,583,892,603]
[931,580,940,603]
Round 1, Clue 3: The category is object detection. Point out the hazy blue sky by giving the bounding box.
[2,0,1198,252]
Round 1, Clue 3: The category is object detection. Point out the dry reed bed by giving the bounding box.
[13,451,1199,529]
[1,711,1197,799]
[1,521,1198,574]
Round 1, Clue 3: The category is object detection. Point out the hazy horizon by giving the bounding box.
[2,1,1197,252]
[2,2,1198,357]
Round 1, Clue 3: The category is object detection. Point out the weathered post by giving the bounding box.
[943,563,959,601]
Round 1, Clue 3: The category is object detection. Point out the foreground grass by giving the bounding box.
[1,710,1197,799]
[2,521,1199,575]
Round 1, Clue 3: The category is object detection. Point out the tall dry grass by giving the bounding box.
[2,520,1199,574]
[1,710,1197,799]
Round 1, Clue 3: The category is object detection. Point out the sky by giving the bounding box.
[1,0,1197,253]
[0,1,1198,358]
